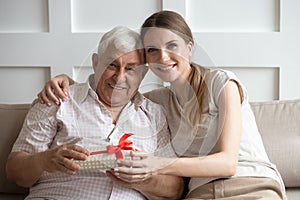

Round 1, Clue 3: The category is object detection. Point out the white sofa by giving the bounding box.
[0,100,299,199]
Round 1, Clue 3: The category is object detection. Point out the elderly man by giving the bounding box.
[6,26,183,200]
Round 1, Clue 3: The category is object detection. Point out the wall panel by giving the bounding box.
[0,67,50,103]
[71,0,162,32]
[186,0,280,32]
[222,67,280,101]
[0,0,49,33]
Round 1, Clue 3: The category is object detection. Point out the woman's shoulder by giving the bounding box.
[191,64,230,82]
[206,67,231,78]
[144,87,172,103]
[204,67,242,87]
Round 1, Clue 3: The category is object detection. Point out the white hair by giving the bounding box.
[97,26,143,57]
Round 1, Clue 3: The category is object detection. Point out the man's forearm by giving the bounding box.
[6,152,44,187]
[133,175,184,200]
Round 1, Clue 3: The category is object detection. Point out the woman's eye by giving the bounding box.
[167,43,177,50]
[127,65,138,71]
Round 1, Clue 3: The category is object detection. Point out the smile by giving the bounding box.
[109,83,126,90]
[157,64,176,71]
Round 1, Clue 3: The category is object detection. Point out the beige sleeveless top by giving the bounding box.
[147,67,285,193]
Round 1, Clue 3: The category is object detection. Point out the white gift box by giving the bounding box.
[75,147,132,170]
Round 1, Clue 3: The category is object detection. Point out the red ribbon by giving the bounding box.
[90,133,134,159]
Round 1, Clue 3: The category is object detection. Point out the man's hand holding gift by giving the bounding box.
[42,144,89,175]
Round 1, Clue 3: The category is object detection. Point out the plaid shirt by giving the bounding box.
[12,75,174,200]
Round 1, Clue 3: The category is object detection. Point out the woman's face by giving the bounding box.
[143,27,193,83]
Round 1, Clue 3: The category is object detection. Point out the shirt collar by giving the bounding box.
[131,91,144,111]
[75,74,98,104]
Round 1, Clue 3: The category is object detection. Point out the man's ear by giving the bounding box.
[143,65,149,76]
[92,53,98,71]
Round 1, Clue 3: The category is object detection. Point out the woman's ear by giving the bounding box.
[187,41,194,58]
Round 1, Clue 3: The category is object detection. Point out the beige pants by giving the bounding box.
[185,177,287,200]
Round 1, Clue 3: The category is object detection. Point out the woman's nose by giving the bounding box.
[159,49,170,62]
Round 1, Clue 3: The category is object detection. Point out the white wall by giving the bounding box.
[0,0,300,103]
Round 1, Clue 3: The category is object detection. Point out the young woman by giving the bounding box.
[38,11,286,199]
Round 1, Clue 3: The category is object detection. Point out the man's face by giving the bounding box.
[92,49,147,108]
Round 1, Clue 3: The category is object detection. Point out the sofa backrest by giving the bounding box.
[0,104,30,194]
[250,99,300,187]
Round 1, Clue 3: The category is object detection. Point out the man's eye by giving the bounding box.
[108,63,117,69]
[147,48,157,53]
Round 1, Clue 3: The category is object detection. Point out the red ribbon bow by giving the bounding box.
[90,133,134,159]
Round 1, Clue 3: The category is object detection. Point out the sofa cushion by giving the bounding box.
[250,99,300,187]
[0,104,30,194]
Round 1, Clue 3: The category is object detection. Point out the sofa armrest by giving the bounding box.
[0,104,30,195]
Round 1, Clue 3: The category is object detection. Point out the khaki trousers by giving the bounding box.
[185,177,287,200]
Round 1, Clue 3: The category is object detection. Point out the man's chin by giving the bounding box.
[109,98,131,108]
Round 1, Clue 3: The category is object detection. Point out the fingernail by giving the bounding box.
[114,168,118,172]
[47,103,51,106]
[114,172,119,176]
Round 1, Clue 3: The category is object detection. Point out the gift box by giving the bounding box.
[75,133,134,170]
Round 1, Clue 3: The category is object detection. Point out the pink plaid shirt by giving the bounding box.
[12,75,175,200]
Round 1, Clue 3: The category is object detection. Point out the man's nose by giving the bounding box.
[113,68,126,82]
